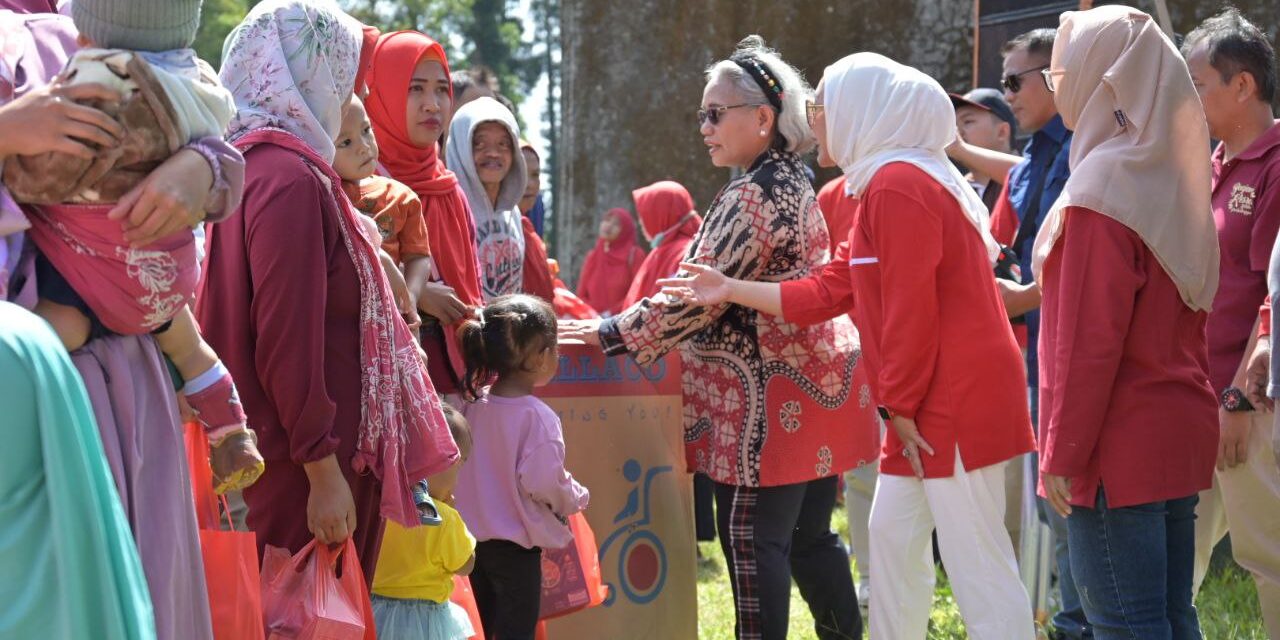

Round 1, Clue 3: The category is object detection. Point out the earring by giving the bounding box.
[759,130,767,137]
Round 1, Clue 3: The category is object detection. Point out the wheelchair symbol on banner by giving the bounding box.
[597,459,672,606]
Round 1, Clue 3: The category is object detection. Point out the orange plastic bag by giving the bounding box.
[538,513,609,619]
[184,421,218,528]
[186,422,266,640]
[260,539,375,640]
[450,575,485,639]
[201,496,266,640]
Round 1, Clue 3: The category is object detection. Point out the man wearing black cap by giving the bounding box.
[950,88,1019,212]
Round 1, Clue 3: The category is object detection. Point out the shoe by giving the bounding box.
[209,428,265,494]
[413,479,443,526]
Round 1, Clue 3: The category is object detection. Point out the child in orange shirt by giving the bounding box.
[334,94,433,315]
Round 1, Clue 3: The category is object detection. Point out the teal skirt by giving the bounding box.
[371,594,474,640]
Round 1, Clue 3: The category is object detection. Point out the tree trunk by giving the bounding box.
[556,0,971,285]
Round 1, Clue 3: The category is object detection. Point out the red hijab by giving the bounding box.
[518,141,555,302]
[577,207,645,316]
[353,25,381,95]
[365,31,483,309]
[623,181,700,308]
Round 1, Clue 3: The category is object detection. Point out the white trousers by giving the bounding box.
[1192,410,1280,637]
[868,450,1035,640]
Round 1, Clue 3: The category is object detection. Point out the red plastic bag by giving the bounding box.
[551,278,600,321]
[260,539,375,640]
[538,513,608,619]
[450,575,485,639]
[186,422,266,640]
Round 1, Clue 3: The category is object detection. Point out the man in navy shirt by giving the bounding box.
[997,28,1089,640]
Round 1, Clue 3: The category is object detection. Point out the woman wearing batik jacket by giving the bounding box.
[561,36,878,640]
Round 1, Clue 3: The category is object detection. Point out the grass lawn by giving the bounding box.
[696,510,1266,639]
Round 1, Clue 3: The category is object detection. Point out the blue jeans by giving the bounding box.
[1066,487,1202,640]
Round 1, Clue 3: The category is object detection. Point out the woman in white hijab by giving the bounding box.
[659,52,1037,639]
[1034,6,1219,638]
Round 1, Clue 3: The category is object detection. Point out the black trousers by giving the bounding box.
[715,475,861,640]
[471,539,542,640]
[694,472,717,542]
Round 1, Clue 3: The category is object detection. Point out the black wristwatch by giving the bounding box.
[1220,386,1254,412]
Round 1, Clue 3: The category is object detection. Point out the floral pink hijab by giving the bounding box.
[218,0,458,527]
[220,0,362,163]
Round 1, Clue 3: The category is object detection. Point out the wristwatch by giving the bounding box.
[1220,386,1254,412]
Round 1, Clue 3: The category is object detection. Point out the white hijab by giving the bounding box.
[1031,6,1218,311]
[824,52,999,263]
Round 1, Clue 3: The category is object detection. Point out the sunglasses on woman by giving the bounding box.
[1001,64,1050,93]
[697,103,765,126]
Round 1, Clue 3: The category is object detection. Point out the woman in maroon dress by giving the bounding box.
[198,0,458,580]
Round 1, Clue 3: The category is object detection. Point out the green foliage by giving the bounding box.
[338,0,535,109]
[341,0,473,62]
[192,0,250,67]
[696,509,1268,639]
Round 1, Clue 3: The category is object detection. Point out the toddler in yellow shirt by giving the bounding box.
[371,405,476,639]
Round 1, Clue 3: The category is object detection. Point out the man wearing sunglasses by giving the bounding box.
[994,27,1090,640]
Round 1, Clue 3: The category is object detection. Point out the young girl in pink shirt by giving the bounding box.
[453,294,589,640]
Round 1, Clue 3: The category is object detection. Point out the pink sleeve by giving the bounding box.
[1040,208,1144,477]
[779,238,855,326]
[516,413,589,517]
[864,187,943,419]
[245,164,341,463]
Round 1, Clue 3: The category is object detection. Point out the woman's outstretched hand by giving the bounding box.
[558,318,603,347]
[657,262,732,307]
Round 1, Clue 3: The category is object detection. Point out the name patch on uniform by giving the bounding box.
[849,257,878,265]
[1229,183,1257,216]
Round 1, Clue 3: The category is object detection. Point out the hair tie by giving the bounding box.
[731,54,784,112]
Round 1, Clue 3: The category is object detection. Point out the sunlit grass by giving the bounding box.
[696,511,1266,639]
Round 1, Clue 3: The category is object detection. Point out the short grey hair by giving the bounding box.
[706,35,816,155]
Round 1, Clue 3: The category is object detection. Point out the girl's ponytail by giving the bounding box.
[457,295,558,401]
[459,312,490,402]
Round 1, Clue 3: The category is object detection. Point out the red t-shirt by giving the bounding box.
[1207,121,1280,391]
[781,163,1034,478]
[1038,207,1217,508]
[817,176,858,255]
[988,180,1028,350]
